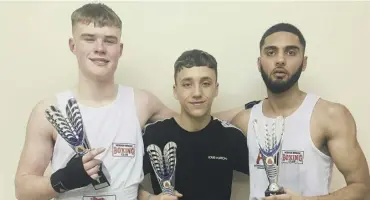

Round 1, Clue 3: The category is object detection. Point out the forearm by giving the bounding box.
[305,183,369,200]
[15,175,57,200]
[138,184,153,200]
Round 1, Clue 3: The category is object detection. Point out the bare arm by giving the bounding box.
[213,100,261,122]
[138,184,152,200]
[230,109,251,135]
[213,106,245,122]
[14,99,57,200]
[147,91,177,123]
[135,89,178,126]
[307,103,370,200]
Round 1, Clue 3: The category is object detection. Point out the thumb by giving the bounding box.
[82,147,105,163]
[174,190,183,197]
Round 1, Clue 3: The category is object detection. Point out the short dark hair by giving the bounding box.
[174,49,217,81]
[259,23,306,52]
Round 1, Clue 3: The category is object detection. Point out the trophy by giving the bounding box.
[252,116,285,197]
[45,98,111,190]
[146,141,177,195]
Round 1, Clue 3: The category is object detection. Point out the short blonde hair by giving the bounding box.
[71,3,122,29]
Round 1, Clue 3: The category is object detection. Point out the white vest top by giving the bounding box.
[51,85,144,200]
[247,94,333,200]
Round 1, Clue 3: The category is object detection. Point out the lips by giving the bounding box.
[272,68,288,78]
[190,101,206,105]
[89,58,109,66]
[273,68,287,74]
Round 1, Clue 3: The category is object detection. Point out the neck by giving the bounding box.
[175,111,212,132]
[264,84,306,117]
[73,73,118,107]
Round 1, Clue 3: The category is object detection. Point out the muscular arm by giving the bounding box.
[138,184,152,200]
[213,100,261,122]
[230,109,251,136]
[14,99,57,200]
[307,103,370,200]
[213,106,245,122]
[134,89,177,127]
[147,91,177,123]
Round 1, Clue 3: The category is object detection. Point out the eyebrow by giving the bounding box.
[80,33,118,40]
[263,45,300,51]
[180,76,213,82]
[80,33,95,38]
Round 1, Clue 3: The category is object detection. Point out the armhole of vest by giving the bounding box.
[53,90,74,151]
[247,101,263,137]
[127,86,144,135]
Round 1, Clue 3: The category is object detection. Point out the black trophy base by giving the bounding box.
[91,163,111,190]
[265,187,285,197]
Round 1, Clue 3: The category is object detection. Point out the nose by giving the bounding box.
[94,39,106,54]
[192,85,202,98]
[276,52,286,67]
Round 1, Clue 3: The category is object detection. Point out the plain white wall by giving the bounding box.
[0,1,369,199]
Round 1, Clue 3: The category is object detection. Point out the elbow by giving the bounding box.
[366,180,370,200]
[14,179,24,200]
[14,175,30,200]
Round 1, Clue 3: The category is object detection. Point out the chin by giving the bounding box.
[86,71,114,81]
[186,109,209,118]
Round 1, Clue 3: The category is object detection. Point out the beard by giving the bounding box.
[260,63,303,94]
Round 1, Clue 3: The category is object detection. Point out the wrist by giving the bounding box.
[50,169,68,193]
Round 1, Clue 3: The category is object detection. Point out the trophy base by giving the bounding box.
[92,163,111,190]
[265,187,285,197]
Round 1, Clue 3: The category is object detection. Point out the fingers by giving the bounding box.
[263,194,291,200]
[263,196,276,200]
[86,164,101,177]
[84,159,102,171]
[276,194,292,200]
[158,194,178,200]
[81,147,105,180]
[174,191,183,197]
[82,147,105,163]
[157,191,183,200]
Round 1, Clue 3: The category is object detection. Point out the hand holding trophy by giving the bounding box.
[45,98,111,192]
[146,141,177,195]
[253,116,285,197]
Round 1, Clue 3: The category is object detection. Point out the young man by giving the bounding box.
[138,49,250,200]
[14,3,176,200]
[230,23,370,200]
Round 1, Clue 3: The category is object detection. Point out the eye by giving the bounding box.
[104,39,116,44]
[266,50,276,56]
[181,83,191,88]
[286,49,297,56]
[202,82,211,87]
[84,37,95,42]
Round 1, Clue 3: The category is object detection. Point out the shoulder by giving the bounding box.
[142,118,174,135]
[314,98,355,137]
[30,95,58,119]
[142,118,174,145]
[315,98,353,123]
[26,95,58,139]
[133,88,152,106]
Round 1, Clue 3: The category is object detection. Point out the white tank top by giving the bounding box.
[247,93,333,200]
[51,85,144,200]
